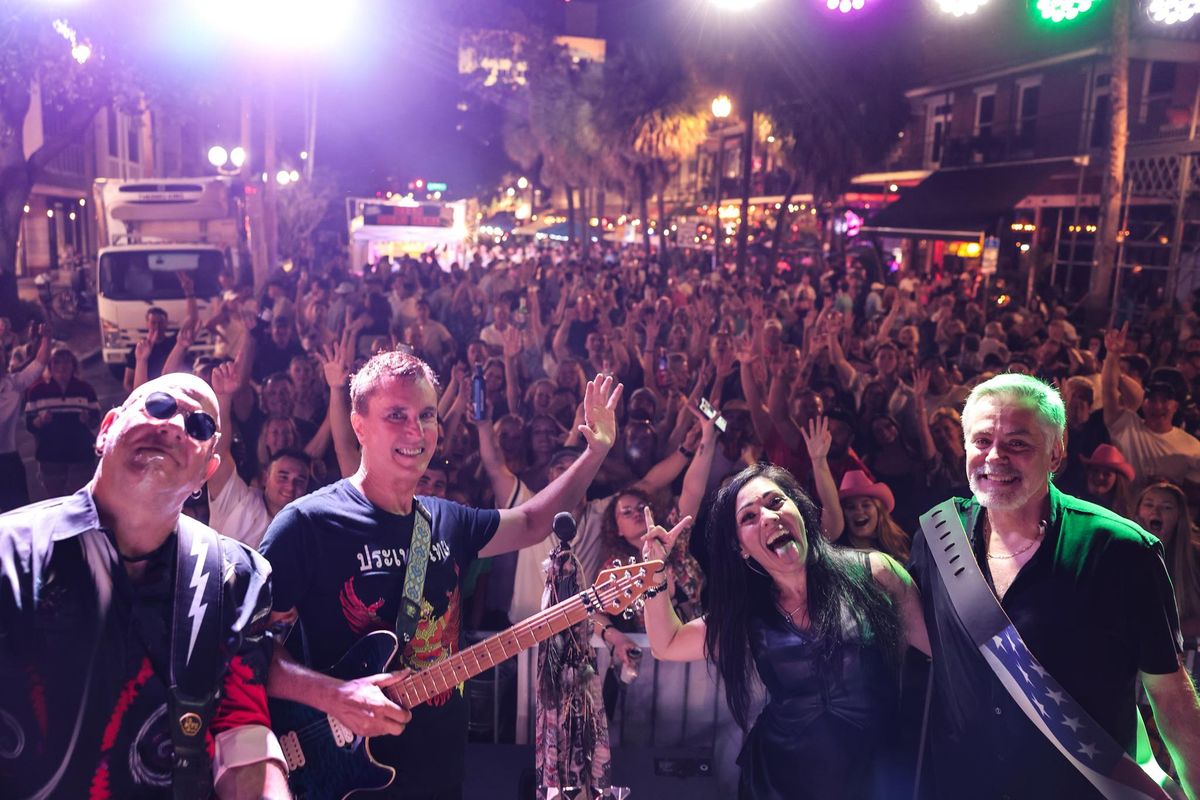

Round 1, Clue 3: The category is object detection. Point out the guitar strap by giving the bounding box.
[919,499,1170,800]
[395,499,433,648]
[168,518,228,800]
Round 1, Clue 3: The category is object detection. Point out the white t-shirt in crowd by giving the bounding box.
[208,471,272,550]
[1108,409,1200,492]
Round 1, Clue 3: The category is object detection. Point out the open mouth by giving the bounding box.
[851,516,872,529]
[394,446,425,458]
[1145,518,1164,534]
[765,529,797,557]
[980,472,1019,486]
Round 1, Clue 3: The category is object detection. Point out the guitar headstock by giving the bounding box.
[590,558,666,619]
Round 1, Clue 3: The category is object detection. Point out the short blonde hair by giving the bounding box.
[350,350,439,415]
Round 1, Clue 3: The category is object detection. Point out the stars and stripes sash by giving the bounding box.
[920,501,1173,800]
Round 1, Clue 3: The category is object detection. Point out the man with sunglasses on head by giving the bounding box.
[0,372,290,799]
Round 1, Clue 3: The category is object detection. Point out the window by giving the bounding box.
[1142,61,1178,128]
[107,107,119,158]
[1019,84,1040,149]
[126,115,140,163]
[924,94,953,168]
[975,93,996,142]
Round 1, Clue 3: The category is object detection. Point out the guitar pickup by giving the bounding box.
[328,715,355,748]
[279,731,306,771]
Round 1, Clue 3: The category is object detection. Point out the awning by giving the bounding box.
[861,158,1081,241]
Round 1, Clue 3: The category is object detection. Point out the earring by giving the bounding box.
[190,487,203,501]
[739,551,750,560]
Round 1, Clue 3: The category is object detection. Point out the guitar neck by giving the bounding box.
[387,587,596,708]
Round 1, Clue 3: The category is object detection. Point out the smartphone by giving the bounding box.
[698,397,727,433]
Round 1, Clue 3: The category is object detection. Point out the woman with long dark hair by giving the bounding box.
[641,463,929,799]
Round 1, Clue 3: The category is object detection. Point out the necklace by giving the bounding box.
[777,601,805,621]
[986,521,1046,560]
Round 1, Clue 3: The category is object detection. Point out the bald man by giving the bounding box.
[0,373,289,799]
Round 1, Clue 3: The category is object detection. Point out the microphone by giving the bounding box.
[552,511,577,544]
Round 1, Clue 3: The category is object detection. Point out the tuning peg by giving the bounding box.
[628,556,637,565]
[611,559,623,568]
[624,587,633,597]
[637,567,646,578]
[610,600,621,611]
[622,609,635,620]
[634,578,644,587]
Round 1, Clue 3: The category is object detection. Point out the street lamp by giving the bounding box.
[208,145,246,175]
[711,95,733,271]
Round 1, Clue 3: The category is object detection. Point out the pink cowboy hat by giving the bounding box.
[1079,444,1135,483]
[838,470,895,513]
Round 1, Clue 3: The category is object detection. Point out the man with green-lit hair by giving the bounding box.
[909,372,1200,799]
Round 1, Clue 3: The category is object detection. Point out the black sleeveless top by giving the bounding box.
[737,553,904,799]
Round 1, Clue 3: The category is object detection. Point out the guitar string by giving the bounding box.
[279,572,650,743]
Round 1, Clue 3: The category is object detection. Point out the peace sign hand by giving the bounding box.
[640,506,693,563]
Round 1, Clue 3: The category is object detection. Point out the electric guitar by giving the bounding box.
[270,559,665,800]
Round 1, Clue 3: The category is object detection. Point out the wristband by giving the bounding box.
[678,446,695,459]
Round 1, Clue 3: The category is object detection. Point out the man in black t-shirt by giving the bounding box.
[910,374,1200,799]
[123,307,176,392]
[261,350,622,799]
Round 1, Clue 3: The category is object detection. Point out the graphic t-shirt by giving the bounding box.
[260,479,500,794]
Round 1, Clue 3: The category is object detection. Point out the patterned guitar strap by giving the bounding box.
[395,499,434,657]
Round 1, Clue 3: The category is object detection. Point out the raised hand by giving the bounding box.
[210,362,242,397]
[801,415,832,461]
[912,367,930,399]
[134,338,152,363]
[733,332,755,363]
[317,340,353,389]
[640,506,693,562]
[1104,321,1129,356]
[501,325,522,360]
[579,374,623,453]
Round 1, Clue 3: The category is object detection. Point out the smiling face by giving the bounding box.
[735,476,808,575]
[1136,488,1181,546]
[964,397,1062,512]
[264,455,310,514]
[351,375,439,486]
[842,496,880,541]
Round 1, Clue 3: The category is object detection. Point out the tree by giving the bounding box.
[276,174,338,264]
[0,2,170,315]
[601,46,707,265]
[1089,0,1130,319]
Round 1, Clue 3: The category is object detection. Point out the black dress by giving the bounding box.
[738,564,903,799]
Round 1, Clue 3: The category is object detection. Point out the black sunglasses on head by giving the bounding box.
[144,392,218,442]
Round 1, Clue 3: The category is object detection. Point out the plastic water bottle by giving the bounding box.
[472,364,486,421]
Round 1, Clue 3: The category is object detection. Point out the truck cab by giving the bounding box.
[93,177,250,369]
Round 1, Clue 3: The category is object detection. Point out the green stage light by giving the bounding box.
[1036,0,1097,22]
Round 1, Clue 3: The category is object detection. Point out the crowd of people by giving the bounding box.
[1,236,1199,799]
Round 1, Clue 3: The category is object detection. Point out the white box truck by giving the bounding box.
[93,176,251,371]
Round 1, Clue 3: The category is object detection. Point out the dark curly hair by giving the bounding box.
[703,464,903,730]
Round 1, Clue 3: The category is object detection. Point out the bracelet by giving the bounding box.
[678,446,695,459]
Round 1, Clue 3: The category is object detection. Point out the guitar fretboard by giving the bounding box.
[387,588,593,708]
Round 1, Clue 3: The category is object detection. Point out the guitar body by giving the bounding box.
[270,630,400,800]
[269,560,664,800]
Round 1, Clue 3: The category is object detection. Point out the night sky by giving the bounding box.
[138,0,1115,198]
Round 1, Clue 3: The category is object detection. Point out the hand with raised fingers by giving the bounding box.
[912,367,930,399]
[317,340,353,389]
[328,670,413,738]
[134,338,152,363]
[580,374,623,453]
[801,415,832,461]
[210,362,243,398]
[1104,321,1129,356]
[640,506,693,562]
